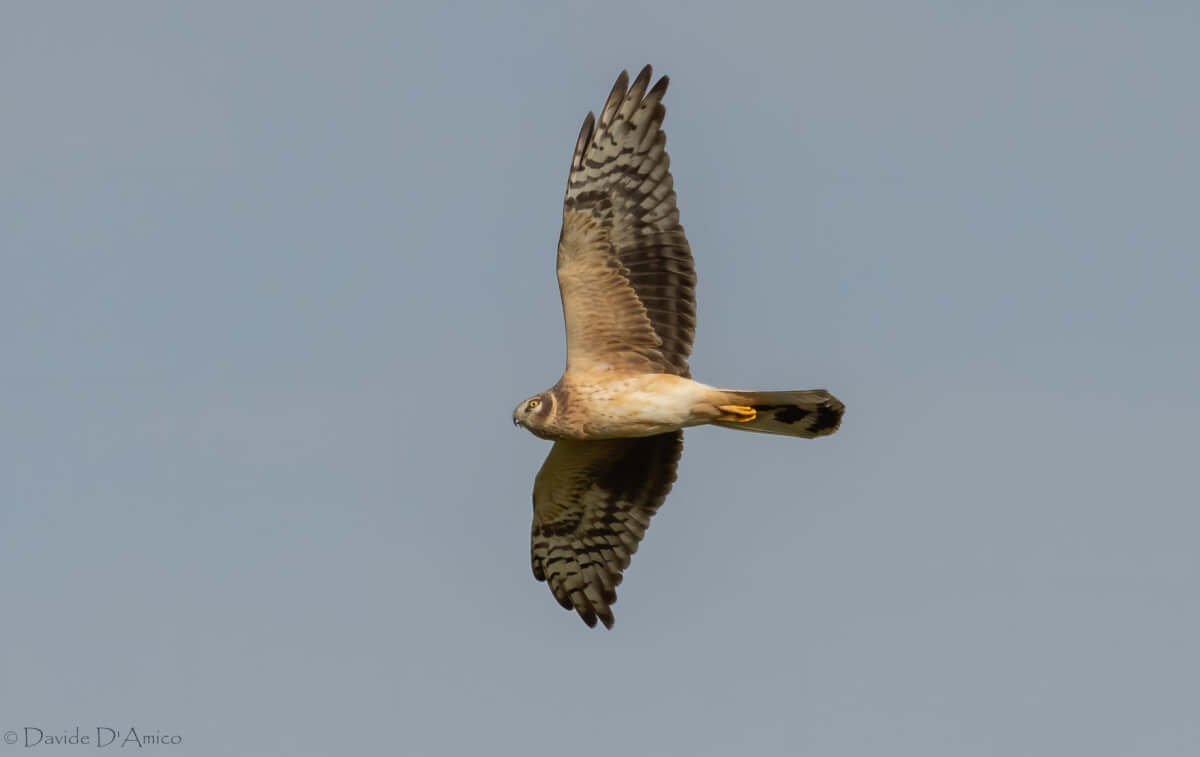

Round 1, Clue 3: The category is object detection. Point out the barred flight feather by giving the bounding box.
[557,65,696,378]
[531,432,682,628]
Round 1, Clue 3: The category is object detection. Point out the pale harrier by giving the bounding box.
[514,65,844,628]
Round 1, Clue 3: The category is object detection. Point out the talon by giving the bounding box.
[718,404,757,423]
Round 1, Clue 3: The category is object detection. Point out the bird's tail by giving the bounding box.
[711,389,844,438]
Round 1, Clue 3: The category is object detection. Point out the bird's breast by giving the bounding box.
[553,374,710,440]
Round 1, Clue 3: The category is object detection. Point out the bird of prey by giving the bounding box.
[513,65,844,628]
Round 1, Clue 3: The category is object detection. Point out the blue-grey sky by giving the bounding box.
[3,2,1198,755]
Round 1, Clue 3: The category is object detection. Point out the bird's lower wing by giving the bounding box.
[531,431,683,628]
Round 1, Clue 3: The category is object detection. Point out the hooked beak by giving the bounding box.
[512,415,522,428]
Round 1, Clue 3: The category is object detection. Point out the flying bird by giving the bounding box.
[513,65,844,628]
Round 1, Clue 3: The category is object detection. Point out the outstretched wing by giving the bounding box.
[531,431,683,628]
[557,65,696,378]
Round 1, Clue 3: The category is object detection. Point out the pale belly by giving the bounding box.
[564,373,717,439]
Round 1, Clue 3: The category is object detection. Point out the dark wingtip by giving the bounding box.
[631,64,670,99]
[572,111,596,172]
[608,69,630,102]
[631,64,653,94]
[650,73,669,98]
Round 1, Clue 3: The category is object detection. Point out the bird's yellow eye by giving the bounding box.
[527,399,540,410]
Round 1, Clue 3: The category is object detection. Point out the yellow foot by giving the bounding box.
[717,404,757,423]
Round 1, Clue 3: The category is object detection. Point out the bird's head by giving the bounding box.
[513,392,555,438]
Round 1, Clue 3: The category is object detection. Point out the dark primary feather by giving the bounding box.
[559,65,697,377]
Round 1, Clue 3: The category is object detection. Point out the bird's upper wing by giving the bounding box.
[531,431,683,628]
[557,65,696,377]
